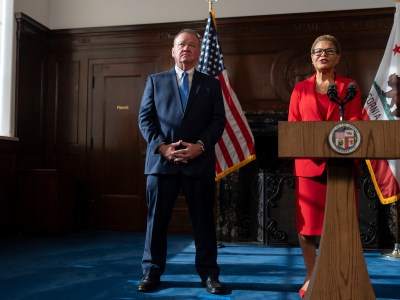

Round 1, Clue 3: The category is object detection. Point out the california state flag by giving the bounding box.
[362,2,400,204]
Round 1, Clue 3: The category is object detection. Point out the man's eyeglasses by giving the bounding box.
[311,48,338,56]
[175,42,198,49]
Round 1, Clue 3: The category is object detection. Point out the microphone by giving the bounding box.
[326,82,357,121]
[327,83,339,104]
[345,82,357,101]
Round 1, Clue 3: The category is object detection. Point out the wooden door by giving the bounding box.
[89,60,153,231]
[89,59,193,234]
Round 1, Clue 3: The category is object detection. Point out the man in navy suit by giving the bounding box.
[137,28,226,295]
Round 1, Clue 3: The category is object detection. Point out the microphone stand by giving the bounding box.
[327,99,346,121]
[325,96,343,120]
[338,102,346,121]
[327,84,357,121]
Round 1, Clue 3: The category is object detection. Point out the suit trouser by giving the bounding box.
[141,174,220,280]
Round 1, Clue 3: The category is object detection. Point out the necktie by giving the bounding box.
[180,71,189,109]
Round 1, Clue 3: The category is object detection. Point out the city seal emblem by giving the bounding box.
[328,123,361,154]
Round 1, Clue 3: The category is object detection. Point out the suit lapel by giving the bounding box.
[167,68,185,114]
[305,75,323,121]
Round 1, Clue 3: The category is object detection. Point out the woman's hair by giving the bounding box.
[311,34,342,54]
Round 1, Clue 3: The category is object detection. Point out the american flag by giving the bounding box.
[198,9,256,180]
[362,2,400,204]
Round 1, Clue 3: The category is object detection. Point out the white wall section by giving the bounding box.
[14,0,396,30]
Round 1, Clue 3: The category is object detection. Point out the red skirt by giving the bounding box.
[295,175,327,236]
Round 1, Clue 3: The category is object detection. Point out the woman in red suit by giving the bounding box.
[288,35,362,299]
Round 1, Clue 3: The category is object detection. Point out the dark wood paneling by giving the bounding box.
[16,169,76,234]
[16,53,45,143]
[15,13,49,170]
[0,140,18,233]
[56,61,81,145]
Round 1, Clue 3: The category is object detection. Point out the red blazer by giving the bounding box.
[288,73,362,177]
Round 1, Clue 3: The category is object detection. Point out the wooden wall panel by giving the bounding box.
[0,141,17,233]
[16,53,44,143]
[15,13,49,170]
[55,61,81,145]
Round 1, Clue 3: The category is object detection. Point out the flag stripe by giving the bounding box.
[228,77,255,154]
[218,71,254,152]
[218,74,246,162]
[222,121,245,162]
[215,154,222,175]
[217,136,234,168]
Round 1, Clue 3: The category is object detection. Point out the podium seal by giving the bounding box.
[328,123,361,154]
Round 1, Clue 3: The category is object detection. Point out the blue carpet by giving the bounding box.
[0,231,399,300]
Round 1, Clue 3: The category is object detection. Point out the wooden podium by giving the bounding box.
[278,120,400,300]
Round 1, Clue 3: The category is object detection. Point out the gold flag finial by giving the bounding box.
[208,0,218,11]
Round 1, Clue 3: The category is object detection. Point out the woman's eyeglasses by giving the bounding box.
[311,48,338,56]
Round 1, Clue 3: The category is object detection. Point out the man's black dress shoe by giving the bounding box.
[137,275,160,292]
[202,276,225,294]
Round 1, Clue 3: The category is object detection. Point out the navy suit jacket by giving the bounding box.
[139,68,226,178]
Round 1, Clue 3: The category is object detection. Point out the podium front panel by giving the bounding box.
[278,120,400,159]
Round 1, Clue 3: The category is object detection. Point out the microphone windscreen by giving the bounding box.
[346,82,358,100]
[327,83,338,100]
[348,82,357,90]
